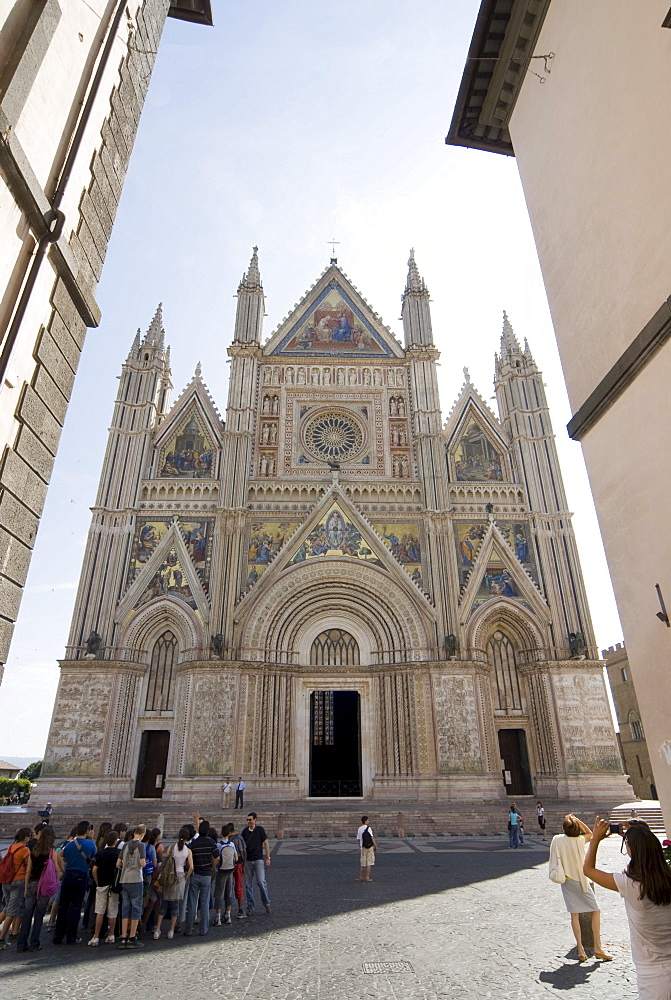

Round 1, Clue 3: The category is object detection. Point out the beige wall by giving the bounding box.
[507,0,671,826]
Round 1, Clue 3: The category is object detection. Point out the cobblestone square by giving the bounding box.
[0,835,636,1000]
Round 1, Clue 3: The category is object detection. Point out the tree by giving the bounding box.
[19,760,42,781]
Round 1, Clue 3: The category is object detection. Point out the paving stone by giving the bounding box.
[0,837,636,1000]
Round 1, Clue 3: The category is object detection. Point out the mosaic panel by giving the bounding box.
[246,520,301,588]
[372,521,422,586]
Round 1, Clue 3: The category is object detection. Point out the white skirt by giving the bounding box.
[560,877,599,913]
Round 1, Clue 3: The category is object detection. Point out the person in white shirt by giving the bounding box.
[548,813,612,963]
[584,817,671,999]
[222,780,232,810]
[235,778,246,810]
[356,816,377,883]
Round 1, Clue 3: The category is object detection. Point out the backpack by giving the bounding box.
[0,844,19,884]
[218,840,236,871]
[229,833,246,864]
[143,843,156,880]
[361,827,374,849]
[157,849,177,889]
[36,849,60,898]
[121,841,142,878]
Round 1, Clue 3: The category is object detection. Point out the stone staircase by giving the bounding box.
[609,800,666,838]
[0,795,639,842]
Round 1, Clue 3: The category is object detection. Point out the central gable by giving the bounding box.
[264,266,404,359]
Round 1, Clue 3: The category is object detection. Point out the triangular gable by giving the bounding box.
[236,485,435,616]
[263,265,404,359]
[116,519,210,622]
[459,520,546,619]
[455,518,539,591]
[152,377,223,479]
[444,388,510,483]
[125,516,214,595]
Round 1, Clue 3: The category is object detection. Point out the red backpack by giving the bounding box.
[0,844,19,884]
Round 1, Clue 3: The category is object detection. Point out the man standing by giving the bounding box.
[241,813,271,915]
[53,821,96,944]
[184,821,219,936]
[234,776,246,810]
[356,816,377,882]
[222,779,232,810]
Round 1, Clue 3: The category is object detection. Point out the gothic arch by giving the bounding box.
[467,598,546,657]
[295,614,376,666]
[118,597,205,660]
[239,560,432,663]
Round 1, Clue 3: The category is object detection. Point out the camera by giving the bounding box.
[609,822,622,836]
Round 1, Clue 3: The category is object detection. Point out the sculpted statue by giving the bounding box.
[85,631,103,657]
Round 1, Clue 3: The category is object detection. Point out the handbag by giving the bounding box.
[549,855,566,884]
[36,848,60,898]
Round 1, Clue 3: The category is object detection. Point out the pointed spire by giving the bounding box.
[404,248,426,295]
[500,310,522,356]
[143,302,164,347]
[128,327,141,359]
[240,246,262,291]
[523,337,535,362]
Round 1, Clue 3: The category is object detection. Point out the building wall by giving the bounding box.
[603,643,656,802]
[37,259,628,807]
[0,0,210,682]
[503,0,671,827]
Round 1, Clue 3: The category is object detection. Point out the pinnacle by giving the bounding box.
[194,361,202,378]
[500,310,522,356]
[240,246,262,290]
[143,302,164,347]
[128,327,141,359]
[404,247,426,295]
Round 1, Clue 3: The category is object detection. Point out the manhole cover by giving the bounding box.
[363,962,414,975]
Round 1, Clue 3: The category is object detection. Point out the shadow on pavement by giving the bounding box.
[538,953,603,990]
[0,837,550,982]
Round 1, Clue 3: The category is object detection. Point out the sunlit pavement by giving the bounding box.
[0,835,636,999]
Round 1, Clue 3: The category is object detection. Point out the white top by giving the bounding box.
[549,834,592,891]
[613,871,671,968]
[173,844,189,874]
[357,824,374,846]
[223,783,231,793]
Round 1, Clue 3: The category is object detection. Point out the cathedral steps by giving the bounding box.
[1,797,646,842]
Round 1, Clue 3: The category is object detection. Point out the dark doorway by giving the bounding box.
[310,691,361,796]
[135,730,170,798]
[498,728,532,796]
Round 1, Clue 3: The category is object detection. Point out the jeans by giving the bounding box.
[509,824,520,848]
[184,873,212,935]
[17,883,50,949]
[120,881,143,921]
[245,859,270,911]
[54,870,88,944]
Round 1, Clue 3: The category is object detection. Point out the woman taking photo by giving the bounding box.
[584,817,671,998]
[549,813,612,963]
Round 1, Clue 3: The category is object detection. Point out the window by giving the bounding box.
[620,667,628,683]
[631,718,645,741]
[145,631,178,711]
[636,755,644,778]
[310,629,360,667]
[488,630,522,712]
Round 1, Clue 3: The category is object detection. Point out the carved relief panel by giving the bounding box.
[433,674,484,774]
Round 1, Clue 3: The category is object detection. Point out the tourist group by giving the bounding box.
[0,811,271,951]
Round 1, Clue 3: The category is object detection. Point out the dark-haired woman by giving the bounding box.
[0,827,32,947]
[549,813,612,962]
[584,817,671,998]
[17,826,56,951]
[155,826,192,940]
[83,823,113,929]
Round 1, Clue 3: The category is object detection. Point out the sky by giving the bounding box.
[0,0,623,756]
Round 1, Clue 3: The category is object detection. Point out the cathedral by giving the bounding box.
[38,251,627,807]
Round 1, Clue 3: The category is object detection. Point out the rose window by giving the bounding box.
[303,411,364,462]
